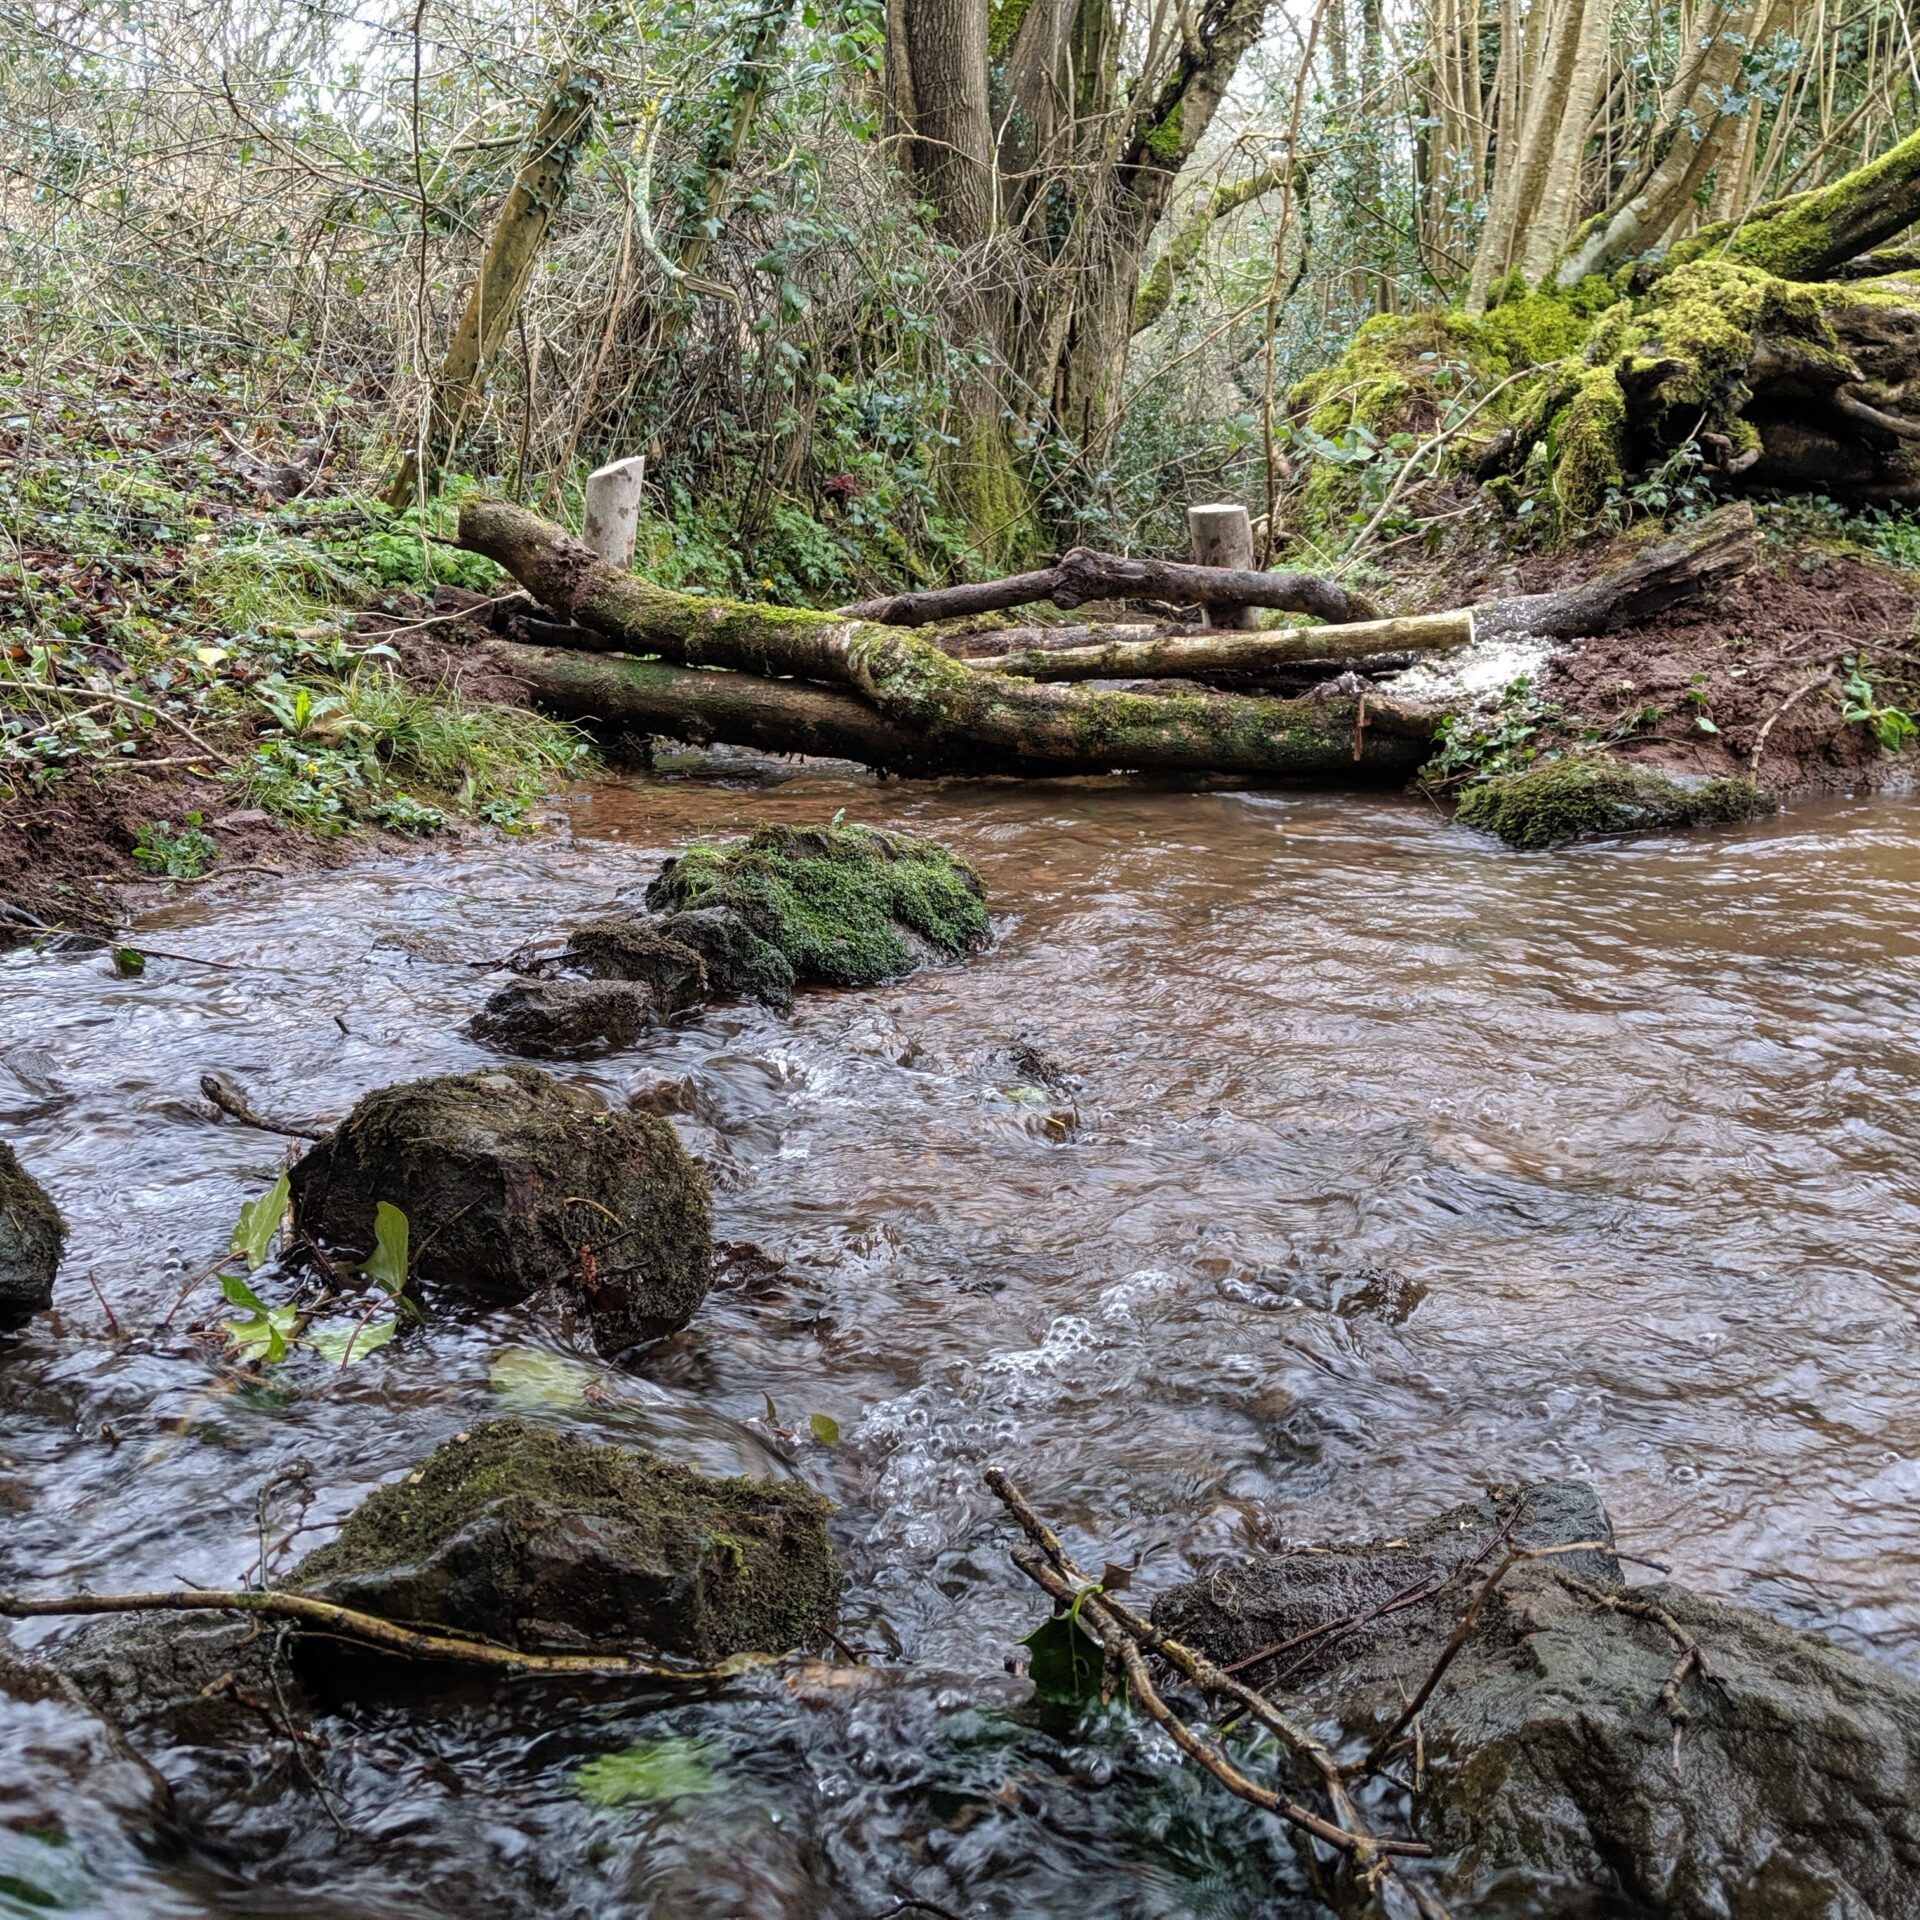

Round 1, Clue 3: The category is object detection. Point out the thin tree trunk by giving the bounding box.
[387,68,600,510]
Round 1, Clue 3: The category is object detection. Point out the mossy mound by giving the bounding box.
[643,821,989,1010]
[288,1067,711,1353]
[292,1420,838,1662]
[1454,758,1774,849]
[0,1142,63,1322]
[470,978,660,1058]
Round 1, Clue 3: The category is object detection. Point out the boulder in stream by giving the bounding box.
[470,977,660,1058]
[292,1420,839,1662]
[644,821,989,1009]
[288,1067,711,1354]
[0,1141,63,1323]
[1154,1481,1920,1918]
[1453,756,1773,849]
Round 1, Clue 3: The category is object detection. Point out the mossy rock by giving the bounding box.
[0,1142,63,1323]
[643,821,989,1011]
[1155,1483,1920,1916]
[1453,758,1774,849]
[556,918,709,1009]
[469,978,660,1059]
[288,1067,711,1354]
[292,1421,838,1662]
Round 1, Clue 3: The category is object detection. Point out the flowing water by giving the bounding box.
[4,769,1919,1918]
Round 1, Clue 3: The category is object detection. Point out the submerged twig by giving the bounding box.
[0,1585,774,1683]
[200,1073,328,1140]
[985,1469,1443,1919]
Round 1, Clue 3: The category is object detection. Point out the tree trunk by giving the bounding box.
[387,68,600,510]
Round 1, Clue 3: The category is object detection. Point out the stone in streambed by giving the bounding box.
[1454,756,1773,848]
[1154,1481,1920,1918]
[470,977,660,1058]
[0,1141,63,1322]
[644,821,989,1010]
[291,1420,838,1662]
[288,1066,710,1354]
[559,917,709,1007]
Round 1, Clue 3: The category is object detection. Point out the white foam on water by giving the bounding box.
[1382,629,1557,704]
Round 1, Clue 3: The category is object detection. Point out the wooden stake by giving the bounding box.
[582,456,647,570]
[1187,504,1258,628]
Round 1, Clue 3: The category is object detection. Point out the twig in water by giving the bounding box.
[985,1469,1443,1919]
[200,1073,327,1140]
[0,1586,776,1683]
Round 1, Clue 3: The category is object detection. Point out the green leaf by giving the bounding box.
[1022,1610,1106,1706]
[360,1201,409,1295]
[219,1270,268,1314]
[112,947,146,976]
[230,1172,290,1271]
[489,1345,595,1412]
[224,1302,297,1364]
[762,1391,780,1427]
[308,1315,398,1365]
[808,1412,840,1446]
[572,1737,721,1807]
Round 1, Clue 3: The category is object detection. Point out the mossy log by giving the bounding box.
[835,546,1380,626]
[464,503,1439,780]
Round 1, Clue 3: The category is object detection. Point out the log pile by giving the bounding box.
[457,501,1759,784]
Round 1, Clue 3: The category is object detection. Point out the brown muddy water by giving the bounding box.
[4,768,1919,1918]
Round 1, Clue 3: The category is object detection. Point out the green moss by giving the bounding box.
[1454,757,1774,848]
[1144,102,1184,162]
[1549,368,1628,519]
[987,0,1035,62]
[645,820,989,1000]
[293,1420,838,1660]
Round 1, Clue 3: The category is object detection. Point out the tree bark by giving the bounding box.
[461,501,1435,778]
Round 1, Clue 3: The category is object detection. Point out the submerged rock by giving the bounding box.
[288,1067,711,1353]
[0,1141,63,1322]
[470,977,659,1058]
[292,1420,839,1662]
[1453,756,1773,848]
[1155,1482,1920,1918]
[0,1647,182,1907]
[644,821,989,1009]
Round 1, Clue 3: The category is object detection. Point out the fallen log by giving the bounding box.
[834,547,1381,627]
[964,609,1473,681]
[463,503,1437,779]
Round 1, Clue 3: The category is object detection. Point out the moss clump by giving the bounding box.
[1454,757,1774,848]
[293,1420,838,1662]
[1551,366,1628,519]
[0,1143,62,1322]
[289,1067,711,1353]
[645,820,989,1009]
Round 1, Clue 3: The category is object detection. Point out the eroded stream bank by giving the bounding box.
[5,769,1920,1917]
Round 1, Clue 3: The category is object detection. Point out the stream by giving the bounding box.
[4,768,1919,1917]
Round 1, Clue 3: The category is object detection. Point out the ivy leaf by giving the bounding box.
[308,1315,398,1365]
[219,1270,268,1315]
[572,1737,721,1807]
[230,1172,290,1271]
[1022,1611,1107,1706]
[224,1302,297,1363]
[360,1201,409,1295]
